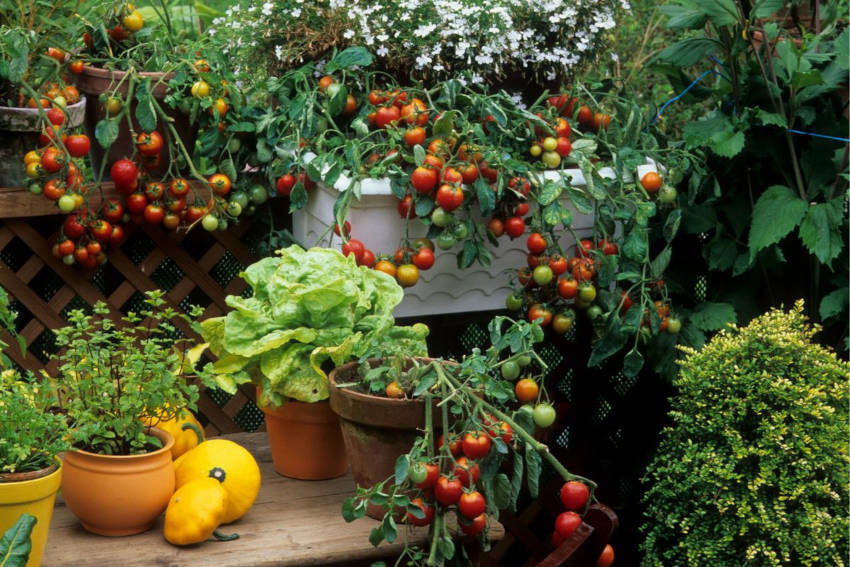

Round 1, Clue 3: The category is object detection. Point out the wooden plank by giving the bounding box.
[43,432,503,567]
[0,265,67,332]
[0,184,124,218]
[13,255,43,284]
[211,225,255,268]
[0,225,15,249]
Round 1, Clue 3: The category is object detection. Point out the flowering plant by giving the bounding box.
[211,0,623,85]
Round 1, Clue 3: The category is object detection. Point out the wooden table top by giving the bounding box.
[42,432,503,567]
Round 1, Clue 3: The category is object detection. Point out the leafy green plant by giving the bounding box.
[51,289,200,455]
[0,514,36,567]
[197,245,429,406]
[341,317,597,566]
[650,0,849,350]
[641,301,849,566]
[0,371,69,474]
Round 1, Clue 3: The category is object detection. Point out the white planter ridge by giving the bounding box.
[292,159,658,318]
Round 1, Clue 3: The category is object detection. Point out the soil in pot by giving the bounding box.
[74,65,195,178]
[328,358,444,519]
[258,394,348,481]
[0,459,62,567]
[60,427,175,536]
[0,97,87,187]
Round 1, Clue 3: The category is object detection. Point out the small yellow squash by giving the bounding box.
[174,439,260,524]
[143,408,205,459]
[164,477,229,546]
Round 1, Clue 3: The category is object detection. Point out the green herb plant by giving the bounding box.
[341,317,597,566]
[641,300,849,566]
[50,289,200,455]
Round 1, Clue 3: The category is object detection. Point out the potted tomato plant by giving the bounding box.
[50,289,200,536]
[197,245,429,480]
[338,316,599,564]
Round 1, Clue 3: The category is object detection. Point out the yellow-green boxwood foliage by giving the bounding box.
[640,301,849,566]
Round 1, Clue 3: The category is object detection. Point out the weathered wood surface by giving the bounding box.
[43,432,504,567]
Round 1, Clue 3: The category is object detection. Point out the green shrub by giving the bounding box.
[641,301,849,566]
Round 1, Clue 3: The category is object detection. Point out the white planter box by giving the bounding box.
[292,161,657,318]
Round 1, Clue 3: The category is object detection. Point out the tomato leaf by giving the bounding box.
[509,447,524,511]
[539,180,562,206]
[706,236,738,271]
[0,513,36,567]
[414,196,434,217]
[220,158,237,183]
[659,2,707,29]
[663,209,682,242]
[690,301,737,331]
[341,498,360,522]
[589,321,630,368]
[657,37,720,66]
[525,445,542,499]
[288,182,307,212]
[752,0,784,18]
[325,46,373,72]
[650,246,671,278]
[623,347,644,378]
[94,118,119,150]
[134,79,158,133]
[493,473,513,509]
[477,246,493,268]
[381,515,397,543]
[798,198,845,267]
[394,454,410,485]
[413,144,426,166]
[255,138,273,163]
[437,536,455,560]
[433,111,455,138]
[475,176,496,216]
[748,185,808,262]
[368,526,384,547]
[567,186,593,215]
[459,240,477,270]
[323,160,343,188]
[623,227,648,261]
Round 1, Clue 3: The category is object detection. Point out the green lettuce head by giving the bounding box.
[198,246,429,405]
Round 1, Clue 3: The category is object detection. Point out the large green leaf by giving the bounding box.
[702,0,739,26]
[690,302,737,331]
[658,38,721,66]
[134,79,158,133]
[0,513,36,567]
[799,198,845,266]
[748,185,808,262]
[752,0,784,18]
[325,47,373,72]
[660,1,707,29]
[820,287,849,322]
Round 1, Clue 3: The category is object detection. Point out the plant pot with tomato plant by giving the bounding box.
[196,245,429,480]
[50,290,201,536]
[0,5,89,187]
[339,316,600,565]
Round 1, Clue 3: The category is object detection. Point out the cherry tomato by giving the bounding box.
[504,216,525,239]
[136,131,163,157]
[341,239,365,263]
[552,312,575,335]
[453,457,480,488]
[505,293,523,311]
[434,476,463,506]
[533,403,557,428]
[438,433,462,457]
[560,481,590,510]
[460,513,487,535]
[385,381,405,399]
[374,260,397,278]
[411,166,438,194]
[533,265,554,286]
[458,491,486,519]
[554,511,582,539]
[501,360,520,381]
[412,247,435,270]
[407,498,434,527]
[641,171,662,193]
[487,218,505,238]
[397,194,416,219]
[143,203,164,225]
[462,431,491,460]
[396,263,419,287]
[435,183,464,212]
[208,173,231,196]
[110,159,138,189]
[528,304,552,326]
[578,283,597,302]
[515,378,539,403]
[527,232,547,254]
[595,544,615,567]
[413,462,439,489]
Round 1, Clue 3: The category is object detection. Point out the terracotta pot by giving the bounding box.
[74,64,195,178]
[0,97,87,187]
[60,428,175,536]
[0,459,62,567]
[259,393,348,480]
[328,358,445,519]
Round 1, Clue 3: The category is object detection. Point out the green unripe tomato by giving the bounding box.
[541,151,561,169]
[451,222,469,239]
[516,355,532,367]
[578,284,597,302]
[249,184,268,205]
[201,214,219,231]
[230,191,249,209]
[532,403,557,428]
[409,461,428,484]
[505,293,523,311]
[57,194,77,213]
[62,254,75,265]
[587,305,603,320]
[667,317,682,334]
[437,233,456,250]
[217,218,229,231]
[227,138,242,153]
[431,207,454,228]
[501,360,520,381]
[28,182,42,195]
[533,265,554,286]
[657,185,678,205]
[226,201,242,216]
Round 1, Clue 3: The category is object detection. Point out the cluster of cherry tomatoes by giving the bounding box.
[82,2,145,48]
[405,424,514,535]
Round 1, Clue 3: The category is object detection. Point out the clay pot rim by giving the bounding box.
[0,457,61,483]
[64,427,174,460]
[329,357,455,405]
[0,96,87,113]
[79,64,175,81]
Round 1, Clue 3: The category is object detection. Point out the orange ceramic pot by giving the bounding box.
[61,428,175,536]
[259,393,348,480]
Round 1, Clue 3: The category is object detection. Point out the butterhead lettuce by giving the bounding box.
[197,245,429,405]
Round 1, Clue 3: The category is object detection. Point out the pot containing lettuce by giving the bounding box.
[197,245,429,407]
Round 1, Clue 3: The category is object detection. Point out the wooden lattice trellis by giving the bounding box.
[0,185,265,436]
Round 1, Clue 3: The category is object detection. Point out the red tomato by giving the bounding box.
[89,219,113,243]
[435,183,464,212]
[560,481,590,510]
[460,513,487,535]
[411,166,438,194]
[46,108,64,126]
[412,247,435,270]
[549,255,567,275]
[528,304,553,326]
[57,239,75,256]
[143,203,165,225]
[125,192,148,214]
[109,225,125,246]
[110,159,138,190]
[462,431,492,460]
[341,239,365,263]
[598,239,618,255]
[557,277,578,299]
[555,137,572,158]
[438,433,462,457]
[576,105,594,129]
[359,248,376,268]
[504,216,525,239]
[63,215,86,239]
[554,511,582,539]
[144,181,166,202]
[102,199,124,223]
[527,232,547,254]
[169,178,190,198]
[41,147,64,173]
[434,476,463,506]
[373,105,400,129]
[460,163,479,184]
[208,173,231,196]
[397,195,416,219]
[454,457,481,488]
[400,98,428,126]
[415,462,439,489]
[508,176,530,196]
[407,498,434,527]
[404,126,426,147]
[136,131,163,156]
[514,202,530,217]
[487,218,504,238]
[458,491,486,519]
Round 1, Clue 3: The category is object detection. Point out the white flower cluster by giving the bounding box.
[209,0,620,81]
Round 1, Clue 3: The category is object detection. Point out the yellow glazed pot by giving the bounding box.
[0,459,62,567]
[61,428,175,536]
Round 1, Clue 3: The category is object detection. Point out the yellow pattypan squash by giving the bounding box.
[164,477,238,546]
[143,408,205,460]
[175,439,260,524]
